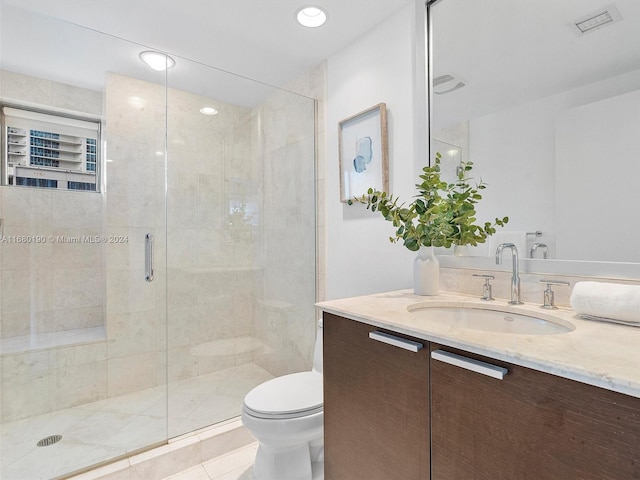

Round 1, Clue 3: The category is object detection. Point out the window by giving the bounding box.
[1,106,101,192]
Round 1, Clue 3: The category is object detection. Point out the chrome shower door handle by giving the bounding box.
[145,233,154,282]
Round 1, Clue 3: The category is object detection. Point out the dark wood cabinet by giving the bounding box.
[323,313,430,480]
[430,343,640,480]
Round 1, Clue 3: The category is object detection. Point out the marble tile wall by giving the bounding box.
[250,68,321,377]
[0,71,105,340]
[0,71,107,422]
[163,81,263,392]
[104,73,168,400]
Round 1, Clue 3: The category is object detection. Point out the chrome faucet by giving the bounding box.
[495,243,523,305]
[530,242,548,259]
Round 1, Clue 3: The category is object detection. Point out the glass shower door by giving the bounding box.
[0,6,169,479]
[165,57,317,438]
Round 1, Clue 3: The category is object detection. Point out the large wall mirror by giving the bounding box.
[428,0,640,277]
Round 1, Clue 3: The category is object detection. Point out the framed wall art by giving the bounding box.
[338,103,389,203]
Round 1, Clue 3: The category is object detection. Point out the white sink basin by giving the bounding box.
[407,306,574,335]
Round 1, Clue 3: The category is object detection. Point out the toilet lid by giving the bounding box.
[243,371,323,419]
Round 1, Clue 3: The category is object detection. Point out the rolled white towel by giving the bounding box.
[570,281,640,324]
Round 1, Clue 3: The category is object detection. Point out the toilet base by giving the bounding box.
[252,439,323,480]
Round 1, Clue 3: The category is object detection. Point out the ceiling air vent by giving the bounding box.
[573,4,622,35]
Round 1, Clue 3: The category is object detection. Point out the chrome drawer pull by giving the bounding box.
[369,331,424,352]
[431,349,508,380]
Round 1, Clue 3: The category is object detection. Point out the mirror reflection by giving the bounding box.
[430,0,640,264]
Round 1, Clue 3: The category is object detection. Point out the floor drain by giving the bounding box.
[37,435,62,447]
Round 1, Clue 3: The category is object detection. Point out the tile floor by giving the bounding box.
[0,363,272,480]
[161,442,256,480]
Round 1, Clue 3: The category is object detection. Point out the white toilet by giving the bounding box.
[241,319,324,480]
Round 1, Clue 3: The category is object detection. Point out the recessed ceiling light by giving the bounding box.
[200,107,218,115]
[296,6,327,28]
[139,51,176,71]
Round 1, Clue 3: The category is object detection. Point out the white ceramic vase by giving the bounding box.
[413,246,439,296]
[453,244,469,256]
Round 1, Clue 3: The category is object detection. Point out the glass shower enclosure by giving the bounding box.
[0,5,316,479]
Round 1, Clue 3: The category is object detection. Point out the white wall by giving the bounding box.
[325,2,424,300]
[465,68,640,260]
[556,89,640,263]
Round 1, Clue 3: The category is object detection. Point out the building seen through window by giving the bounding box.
[2,106,100,192]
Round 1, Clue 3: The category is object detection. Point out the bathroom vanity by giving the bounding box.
[319,291,640,480]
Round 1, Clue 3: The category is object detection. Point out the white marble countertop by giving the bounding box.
[317,290,640,399]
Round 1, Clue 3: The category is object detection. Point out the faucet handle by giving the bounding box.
[530,242,549,259]
[539,279,570,309]
[473,274,495,301]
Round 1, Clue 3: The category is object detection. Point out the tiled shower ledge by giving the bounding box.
[0,326,106,356]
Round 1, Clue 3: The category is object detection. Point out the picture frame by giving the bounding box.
[338,103,389,203]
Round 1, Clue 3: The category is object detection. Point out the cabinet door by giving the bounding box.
[323,313,430,480]
[430,343,640,480]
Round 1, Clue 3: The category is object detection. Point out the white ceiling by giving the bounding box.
[2,0,639,114]
[0,0,415,99]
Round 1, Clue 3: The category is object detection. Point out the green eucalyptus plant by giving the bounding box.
[348,152,509,252]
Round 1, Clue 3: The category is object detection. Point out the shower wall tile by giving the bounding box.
[0,312,30,338]
[1,350,51,381]
[51,191,103,230]
[51,81,103,116]
[0,226,52,271]
[105,227,147,271]
[192,229,226,268]
[1,70,103,115]
[105,74,166,148]
[0,268,51,316]
[166,229,198,269]
[166,345,198,382]
[105,174,165,230]
[107,352,157,398]
[285,96,316,146]
[52,268,103,310]
[37,306,104,333]
[167,171,199,229]
[0,72,106,343]
[166,270,200,308]
[0,70,52,105]
[50,342,107,368]
[0,343,109,422]
[1,185,53,228]
[249,69,319,376]
[49,361,107,411]
[106,270,156,315]
[107,310,158,358]
[0,372,51,421]
[49,231,103,270]
[257,104,287,154]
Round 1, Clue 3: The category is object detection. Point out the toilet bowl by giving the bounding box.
[241,319,324,480]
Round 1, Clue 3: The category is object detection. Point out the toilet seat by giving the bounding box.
[243,371,323,419]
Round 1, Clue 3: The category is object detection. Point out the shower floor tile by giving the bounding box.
[0,363,272,480]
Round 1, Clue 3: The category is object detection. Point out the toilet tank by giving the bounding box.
[312,318,323,373]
